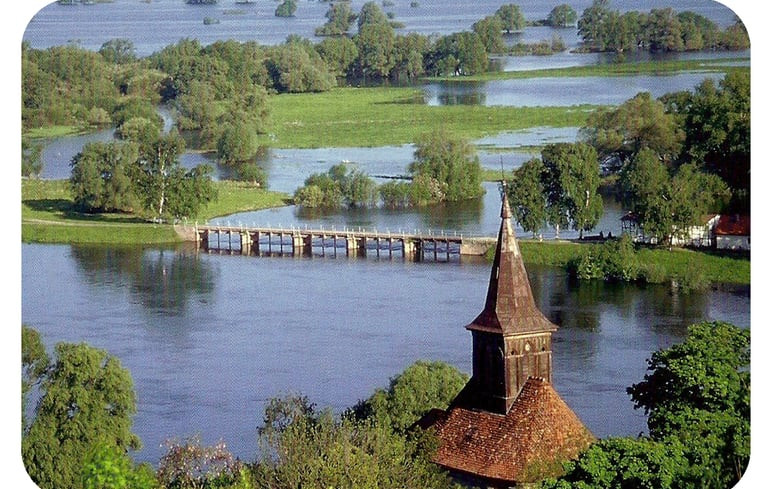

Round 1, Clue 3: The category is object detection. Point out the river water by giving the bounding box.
[21,242,751,464]
[21,0,751,469]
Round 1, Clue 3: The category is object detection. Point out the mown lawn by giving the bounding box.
[268,87,595,148]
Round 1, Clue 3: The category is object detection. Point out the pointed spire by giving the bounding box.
[467,184,556,335]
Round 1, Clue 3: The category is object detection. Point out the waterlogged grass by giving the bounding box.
[22,179,290,244]
[25,125,92,139]
[269,87,595,148]
[432,57,750,82]
[514,240,749,285]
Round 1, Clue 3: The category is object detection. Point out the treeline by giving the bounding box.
[293,128,484,208]
[578,0,749,53]
[509,71,749,250]
[22,320,749,489]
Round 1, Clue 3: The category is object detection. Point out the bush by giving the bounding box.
[675,266,711,294]
[157,435,242,489]
[568,235,640,282]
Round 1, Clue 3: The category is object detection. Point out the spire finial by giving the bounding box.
[501,180,511,219]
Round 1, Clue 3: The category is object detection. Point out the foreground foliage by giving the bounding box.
[542,321,749,489]
[22,330,143,489]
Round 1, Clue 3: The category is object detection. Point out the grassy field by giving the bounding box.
[431,57,750,82]
[268,87,595,148]
[22,179,289,245]
[515,240,750,285]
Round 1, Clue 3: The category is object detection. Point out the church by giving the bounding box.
[418,188,595,488]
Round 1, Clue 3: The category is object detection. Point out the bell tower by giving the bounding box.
[453,185,557,413]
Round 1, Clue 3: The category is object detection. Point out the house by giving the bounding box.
[714,215,750,250]
[417,190,594,488]
[620,212,719,248]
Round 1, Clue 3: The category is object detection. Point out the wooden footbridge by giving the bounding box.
[175,224,494,262]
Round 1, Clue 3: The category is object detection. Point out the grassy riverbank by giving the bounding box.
[432,57,750,82]
[268,87,595,148]
[21,179,289,245]
[516,240,750,286]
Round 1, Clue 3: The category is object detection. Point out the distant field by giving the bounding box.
[268,87,595,148]
[431,57,750,82]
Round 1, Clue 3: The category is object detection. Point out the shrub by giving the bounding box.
[157,435,242,489]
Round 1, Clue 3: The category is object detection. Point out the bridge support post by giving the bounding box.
[292,233,305,256]
[402,239,421,262]
[345,235,363,257]
[200,230,209,250]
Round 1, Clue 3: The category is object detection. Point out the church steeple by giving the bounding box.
[455,184,558,413]
[467,183,557,336]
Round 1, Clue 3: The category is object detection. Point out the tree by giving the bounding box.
[135,131,216,221]
[255,395,457,489]
[217,120,258,166]
[70,141,142,213]
[22,341,140,489]
[315,2,357,36]
[266,43,336,92]
[275,0,297,18]
[541,143,603,239]
[118,117,161,145]
[99,39,136,64]
[22,137,43,177]
[577,0,613,50]
[429,32,488,76]
[81,444,156,489]
[391,33,430,79]
[495,4,525,33]
[540,437,688,489]
[316,36,358,75]
[353,21,396,78]
[472,16,505,54]
[547,4,577,28]
[22,326,49,430]
[619,149,729,246]
[350,360,468,433]
[357,1,389,31]
[157,435,241,489]
[580,92,684,168]
[408,128,484,203]
[627,322,749,488]
[509,158,547,238]
[674,72,750,195]
[645,8,684,52]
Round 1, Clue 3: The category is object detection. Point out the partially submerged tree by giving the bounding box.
[509,158,547,238]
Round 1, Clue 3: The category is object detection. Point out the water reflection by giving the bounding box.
[70,245,216,317]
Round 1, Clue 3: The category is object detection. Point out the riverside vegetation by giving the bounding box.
[22,320,749,489]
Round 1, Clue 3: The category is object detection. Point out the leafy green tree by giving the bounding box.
[620,149,729,246]
[580,92,684,167]
[645,8,684,52]
[547,4,577,27]
[495,4,525,33]
[22,341,140,489]
[70,141,142,213]
[472,16,505,54]
[266,43,336,92]
[118,117,161,144]
[217,120,258,167]
[569,234,640,282]
[353,21,396,78]
[677,11,718,50]
[391,33,431,79]
[177,80,222,148]
[409,128,484,203]
[316,36,359,75]
[275,0,297,18]
[429,32,488,76]
[628,321,749,488]
[22,326,49,430]
[674,72,750,195]
[357,1,389,31]
[541,143,603,239]
[540,437,688,489]
[22,137,43,177]
[578,0,613,50]
[256,394,456,489]
[81,444,157,489]
[315,2,357,36]
[509,158,547,238]
[719,18,750,50]
[113,98,164,133]
[98,39,136,64]
[350,360,468,433]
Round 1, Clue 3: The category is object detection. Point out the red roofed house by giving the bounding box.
[714,214,750,250]
[418,189,594,488]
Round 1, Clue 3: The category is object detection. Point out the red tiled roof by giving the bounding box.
[715,215,750,236]
[420,377,594,484]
